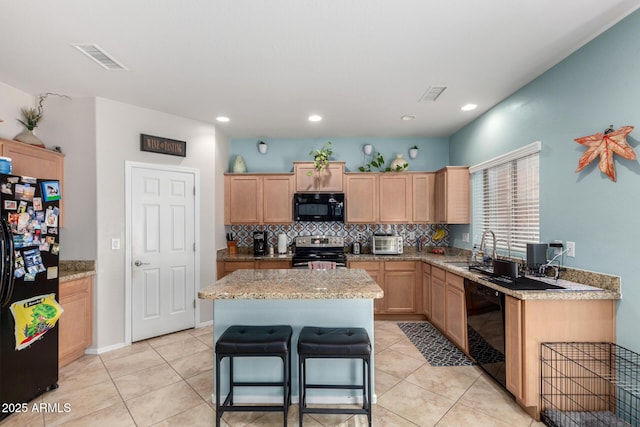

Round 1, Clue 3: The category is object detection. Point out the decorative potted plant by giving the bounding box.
[358,152,385,172]
[258,140,268,154]
[409,145,419,159]
[307,141,333,176]
[15,92,70,147]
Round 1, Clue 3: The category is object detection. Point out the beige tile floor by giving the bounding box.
[0,321,544,426]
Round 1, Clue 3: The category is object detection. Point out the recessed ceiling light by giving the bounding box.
[216,116,230,122]
[461,104,477,111]
[308,115,322,122]
[401,115,416,121]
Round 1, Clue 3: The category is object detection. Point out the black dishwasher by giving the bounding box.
[464,279,508,390]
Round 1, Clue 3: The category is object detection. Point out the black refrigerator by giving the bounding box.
[0,174,62,419]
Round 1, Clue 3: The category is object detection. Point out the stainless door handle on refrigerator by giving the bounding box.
[134,260,150,267]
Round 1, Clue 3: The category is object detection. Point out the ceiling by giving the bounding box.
[1,1,639,139]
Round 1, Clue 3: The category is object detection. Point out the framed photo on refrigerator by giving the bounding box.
[41,181,61,202]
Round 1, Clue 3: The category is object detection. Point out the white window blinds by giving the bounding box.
[470,142,540,256]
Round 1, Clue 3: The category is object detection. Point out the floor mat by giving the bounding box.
[398,322,473,366]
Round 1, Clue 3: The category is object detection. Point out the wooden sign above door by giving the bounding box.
[140,134,186,157]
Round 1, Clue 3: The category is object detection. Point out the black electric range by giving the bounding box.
[292,235,346,269]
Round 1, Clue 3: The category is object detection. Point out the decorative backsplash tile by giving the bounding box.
[227,222,448,249]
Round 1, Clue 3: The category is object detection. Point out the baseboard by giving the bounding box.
[196,320,213,328]
[86,342,128,355]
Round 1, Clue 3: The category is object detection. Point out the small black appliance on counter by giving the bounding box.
[253,231,268,256]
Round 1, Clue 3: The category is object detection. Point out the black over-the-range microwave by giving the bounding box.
[293,193,345,222]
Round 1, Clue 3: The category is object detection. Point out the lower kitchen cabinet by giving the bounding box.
[384,261,419,314]
[349,261,383,313]
[422,262,431,319]
[430,266,467,353]
[59,276,93,367]
[445,272,467,352]
[506,297,615,418]
[430,267,446,331]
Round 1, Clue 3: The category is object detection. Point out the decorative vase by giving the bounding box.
[232,155,247,173]
[15,129,44,147]
[390,154,408,171]
[409,148,418,159]
[363,144,373,155]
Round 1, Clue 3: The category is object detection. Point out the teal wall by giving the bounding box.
[229,137,449,173]
[449,10,640,352]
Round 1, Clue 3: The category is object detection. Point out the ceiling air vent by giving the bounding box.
[419,85,447,102]
[72,44,128,71]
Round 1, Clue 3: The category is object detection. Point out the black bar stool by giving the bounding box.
[215,325,293,427]
[297,326,372,426]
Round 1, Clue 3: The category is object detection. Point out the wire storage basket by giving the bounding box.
[540,342,639,427]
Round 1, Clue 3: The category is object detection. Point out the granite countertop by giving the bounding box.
[198,268,383,300]
[216,248,621,301]
[59,260,96,282]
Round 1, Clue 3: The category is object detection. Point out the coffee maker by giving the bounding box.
[253,230,268,256]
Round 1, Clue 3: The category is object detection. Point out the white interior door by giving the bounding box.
[131,166,196,341]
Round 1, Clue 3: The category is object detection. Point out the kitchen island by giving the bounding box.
[198,268,383,404]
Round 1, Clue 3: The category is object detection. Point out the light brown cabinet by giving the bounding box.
[422,262,431,320]
[444,272,467,352]
[505,298,615,418]
[0,138,65,225]
[434,166,470,224]
[224,173,294,224]
[294,161,344,192]
[344,174,377,223]
[59,276,93,367]
[349,261,384,314]
[345,172,432,224]
[429,266,467,352]
[378,174,412,223]
[430,266,446,331]
[413,173,435,223]
[383,261,419,313]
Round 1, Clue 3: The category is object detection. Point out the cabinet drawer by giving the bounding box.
[432,266,446,281]
[446,272,464,290]
[384,261,416,271]
[349,261,381,271]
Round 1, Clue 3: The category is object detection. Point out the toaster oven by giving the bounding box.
[371,235,403,255]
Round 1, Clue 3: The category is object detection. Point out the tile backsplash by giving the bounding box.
[227,222,448,249]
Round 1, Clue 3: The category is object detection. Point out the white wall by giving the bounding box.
[93,97,222,350]
[0,82,34,139]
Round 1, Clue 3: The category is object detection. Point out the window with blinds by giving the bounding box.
[470,142,540,256]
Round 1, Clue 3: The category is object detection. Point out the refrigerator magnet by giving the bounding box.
[45,207,58,227]
[15,183,35,201]
[47,266,58,280]
[33,197,43,211]
[41,181,61,202]
[17,200,27,213]
[4,200,17,210]
[1,182,12,195]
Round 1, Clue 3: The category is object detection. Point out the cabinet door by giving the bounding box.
[59,277,93,367]
[413,173,435,223]
[294,162,344,192]
[445,273,467,352]
[430,275,446,331]
[225,175,262,224]
[263,174,294,223]
[379,174,412,223]
[345,174,377,223]
[256,260,291,269]
[350,261,384,314]
[3,139,65,225]
[434,169,447,223]
[422,262,431,319]
[505,296,523,399]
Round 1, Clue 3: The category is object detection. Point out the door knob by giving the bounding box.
[134,260,150,267]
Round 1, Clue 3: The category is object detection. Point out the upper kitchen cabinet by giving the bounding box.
[344,173,377,223]
[0,138,65,225]
[345,172,433,224]
[412,172,435,223]
[294,161,345,192]
[224,173,294,224]
[434,166,470,224]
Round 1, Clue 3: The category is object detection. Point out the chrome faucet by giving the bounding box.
[479,230,497,262]
[495,238,511,259]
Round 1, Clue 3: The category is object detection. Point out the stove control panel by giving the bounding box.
[295,235,344,248]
